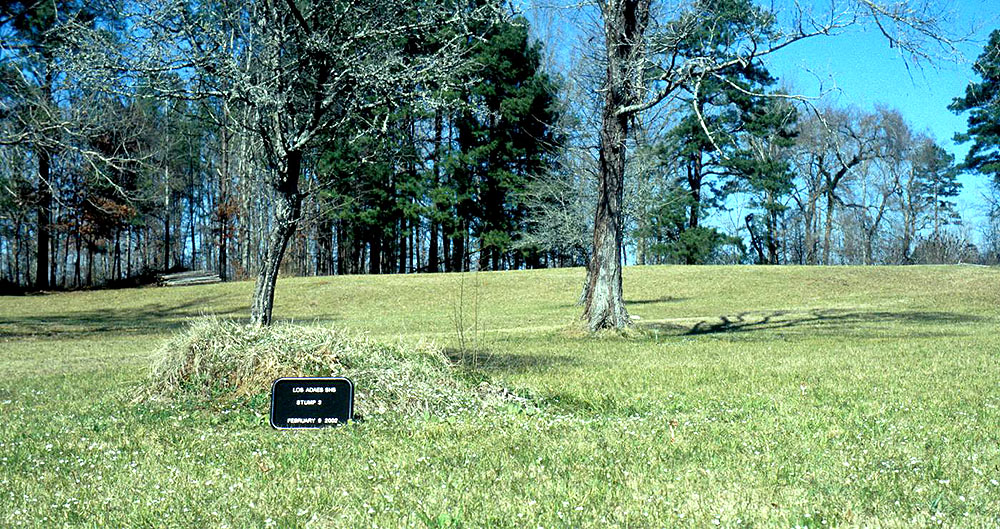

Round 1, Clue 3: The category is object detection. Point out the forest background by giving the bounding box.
[2,0,999,299]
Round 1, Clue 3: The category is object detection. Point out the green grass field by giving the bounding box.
[2,266,999,528]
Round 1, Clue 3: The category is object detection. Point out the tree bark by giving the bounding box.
[429,222,439,272]
[429,112,442,273]
[766,201,780,265]
[113,228,121,281]
[316,214,333,276]
[803,193,817,264]
[74,230,81,288]
[126,227,132,280]
[189,193,197,268]
[35,149,51,290]
[823,190,835,265]
[86,244,93,286]
[442,228,451,272]
[583,0,648,331]
[901,207,913,264]
[688,151,702,230]
[398,217,407,274]
[250,151,303,326]
[163,168,171,271]
[369,229,382,275]
[452,224,465,272]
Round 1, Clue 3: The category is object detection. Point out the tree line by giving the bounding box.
[0,0,994,329]
[0,0,560,302]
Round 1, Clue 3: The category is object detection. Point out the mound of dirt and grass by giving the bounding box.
[140,317,522,418]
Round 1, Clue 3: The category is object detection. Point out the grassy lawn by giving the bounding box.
[2,265,999,528]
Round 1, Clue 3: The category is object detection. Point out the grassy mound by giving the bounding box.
[141,318,509,417]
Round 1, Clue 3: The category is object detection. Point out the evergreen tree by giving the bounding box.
[912,140,961,238]
[661,0,777,231]
[653,0,780,264]
[450,16,560,271]
[950,29,1000,183]
[726,95,798,264]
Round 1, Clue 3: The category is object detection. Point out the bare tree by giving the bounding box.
[788,107,888,264]
[575,0,961,329]
[76,0,495,324]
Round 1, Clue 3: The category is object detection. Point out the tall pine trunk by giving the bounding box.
[74,230,81,288]
[428,113,442,273]
[398,218,407,274]
[35,149,51,289]
[163,168,172,271]
[442,230,451,272]
[687,147,703,230]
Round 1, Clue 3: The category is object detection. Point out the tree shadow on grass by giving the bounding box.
[443,347,580,374]
[0,296,245,339]
[625,296,689,306]
[557,296,688,309]
[641,309,986,338]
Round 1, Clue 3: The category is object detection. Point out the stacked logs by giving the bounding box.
[158,270,222,287]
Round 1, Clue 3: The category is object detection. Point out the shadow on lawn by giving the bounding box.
[625,296,689,306]
[557,295,688,309]
[0,295,245,339]
[444,348,580,374]
[642,308,985,337]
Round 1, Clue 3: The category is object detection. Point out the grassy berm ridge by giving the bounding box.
[1,265,999,528]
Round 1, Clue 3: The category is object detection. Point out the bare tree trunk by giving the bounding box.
[429,113,442,273]
[316,214,333,276]
[584,0,647,331]
[442,228,451,272]
[369,230,382,274]
[823,191,835,265]
[452,224,465,272]
[767,205,780,265]
[35,149,51,289]
[15,218,24,285]
[250,151,303,326]
[398,217,407,274]
[74,230,81,288]
[218,105,231,280]
[429,222,439,272]
[189,193,197,268]
[803,195,817,264]
[51,216,59,287]
[86,244,93,286]
[126,227,132,279]
[412,219,418,273]
[688,153,702,230]
[901,208,913,264]
[163,168,171,271]
[113,228,121,281]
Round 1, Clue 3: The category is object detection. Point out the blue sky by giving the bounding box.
[525,0,1000,241]
[760,0,1000,229]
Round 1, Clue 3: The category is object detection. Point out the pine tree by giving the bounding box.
[450,16,560,271]
[912,140,961,239]
[726,95,798,264]
[950,29,1000,182]
[661,0,778,232]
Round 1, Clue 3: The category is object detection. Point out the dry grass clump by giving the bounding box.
[141,318,503,417]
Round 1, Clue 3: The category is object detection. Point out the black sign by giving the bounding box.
[270,377,354,429]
